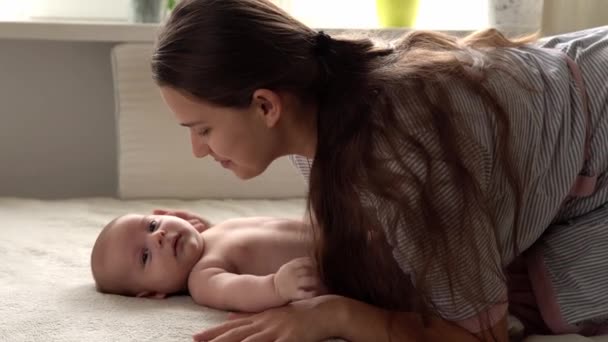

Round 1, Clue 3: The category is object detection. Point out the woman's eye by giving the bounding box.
[142,248,150,265]
[198,128,210,137]
[148,220,158,232]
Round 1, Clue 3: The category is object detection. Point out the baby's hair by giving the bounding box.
[90,215,134,296]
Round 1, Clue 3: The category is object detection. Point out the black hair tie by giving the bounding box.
[314,31,332,56]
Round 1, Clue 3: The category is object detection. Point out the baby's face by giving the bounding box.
[97,214,204,297]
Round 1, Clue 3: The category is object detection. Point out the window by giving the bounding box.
[416,0,488,30]
[277,0,489,30]
[0,0,129,21]
[28,0,130,21]
[1,0,489,31]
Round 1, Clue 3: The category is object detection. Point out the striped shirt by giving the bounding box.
[289,27,608,333]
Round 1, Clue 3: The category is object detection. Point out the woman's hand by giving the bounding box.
[192,288,490,342]
[192,295,345,342]
[152,209,211,232]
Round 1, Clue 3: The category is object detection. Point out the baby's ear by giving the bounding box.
[136,291,166,299]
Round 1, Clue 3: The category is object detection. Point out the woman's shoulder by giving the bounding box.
[288,154,312,181]
[537,26,608,52]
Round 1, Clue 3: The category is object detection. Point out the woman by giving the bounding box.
[150,0,608,340]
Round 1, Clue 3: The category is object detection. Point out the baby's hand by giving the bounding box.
[274,257,321,302]
[152,209,211,232]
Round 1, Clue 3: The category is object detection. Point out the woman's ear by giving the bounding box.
[251,89,282,128]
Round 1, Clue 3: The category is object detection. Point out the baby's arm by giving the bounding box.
[188,267,286,312]
[188,258,320,312]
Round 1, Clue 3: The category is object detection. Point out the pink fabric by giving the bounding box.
[454,301,508,333]
[507,256,551,335]
[563,55,597,197]
[526,246,580,334]
[525,249,608,336]
[505,52,598,336]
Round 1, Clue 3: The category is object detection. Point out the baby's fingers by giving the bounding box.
[293,289,317,300]
[290,257,314,267]
[295,265,318,277]
[296,276,319,289]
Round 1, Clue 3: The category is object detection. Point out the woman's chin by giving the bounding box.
[233,171,255,180]
[231,166,263,180]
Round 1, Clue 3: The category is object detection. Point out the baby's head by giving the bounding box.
[91,213,204,298]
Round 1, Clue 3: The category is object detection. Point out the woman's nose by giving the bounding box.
[192,143,211,158]
[190,134,210,158]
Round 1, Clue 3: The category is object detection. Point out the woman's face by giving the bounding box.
[159,86,283,180]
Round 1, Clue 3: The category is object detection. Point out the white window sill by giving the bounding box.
[0,20,160,42]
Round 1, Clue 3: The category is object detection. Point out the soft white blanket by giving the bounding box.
[0,197,605,342]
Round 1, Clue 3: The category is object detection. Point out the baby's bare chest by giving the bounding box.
[208,227,312,276]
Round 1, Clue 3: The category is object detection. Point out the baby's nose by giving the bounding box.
[152,229,166,246]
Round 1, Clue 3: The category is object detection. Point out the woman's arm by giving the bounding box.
[333,296,508,342]
[192,294,508,342]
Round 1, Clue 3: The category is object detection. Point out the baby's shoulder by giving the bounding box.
[213,216,289,230]
[187,256,235,305]
[190,252,233,275]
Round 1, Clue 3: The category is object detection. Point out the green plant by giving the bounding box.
[167,0,177,10]
[376,0,420,28]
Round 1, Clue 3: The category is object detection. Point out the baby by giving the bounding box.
[90,211,323,312]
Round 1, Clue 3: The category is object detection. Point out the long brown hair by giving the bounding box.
[152,0,533,337]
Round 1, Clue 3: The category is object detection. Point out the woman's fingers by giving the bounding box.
[153,209,185,218]
[153,209,208,223]
[227,312,252,320]
[242,331,274,342]
[192,319,253,341]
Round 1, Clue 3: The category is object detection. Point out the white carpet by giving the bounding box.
[0,197,606,341]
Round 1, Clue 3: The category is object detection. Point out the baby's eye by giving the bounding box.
[148,220,158,232]
[142,248,150,265]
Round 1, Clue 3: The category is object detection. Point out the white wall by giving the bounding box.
[542,0,608,36]
[0,40,118,198]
